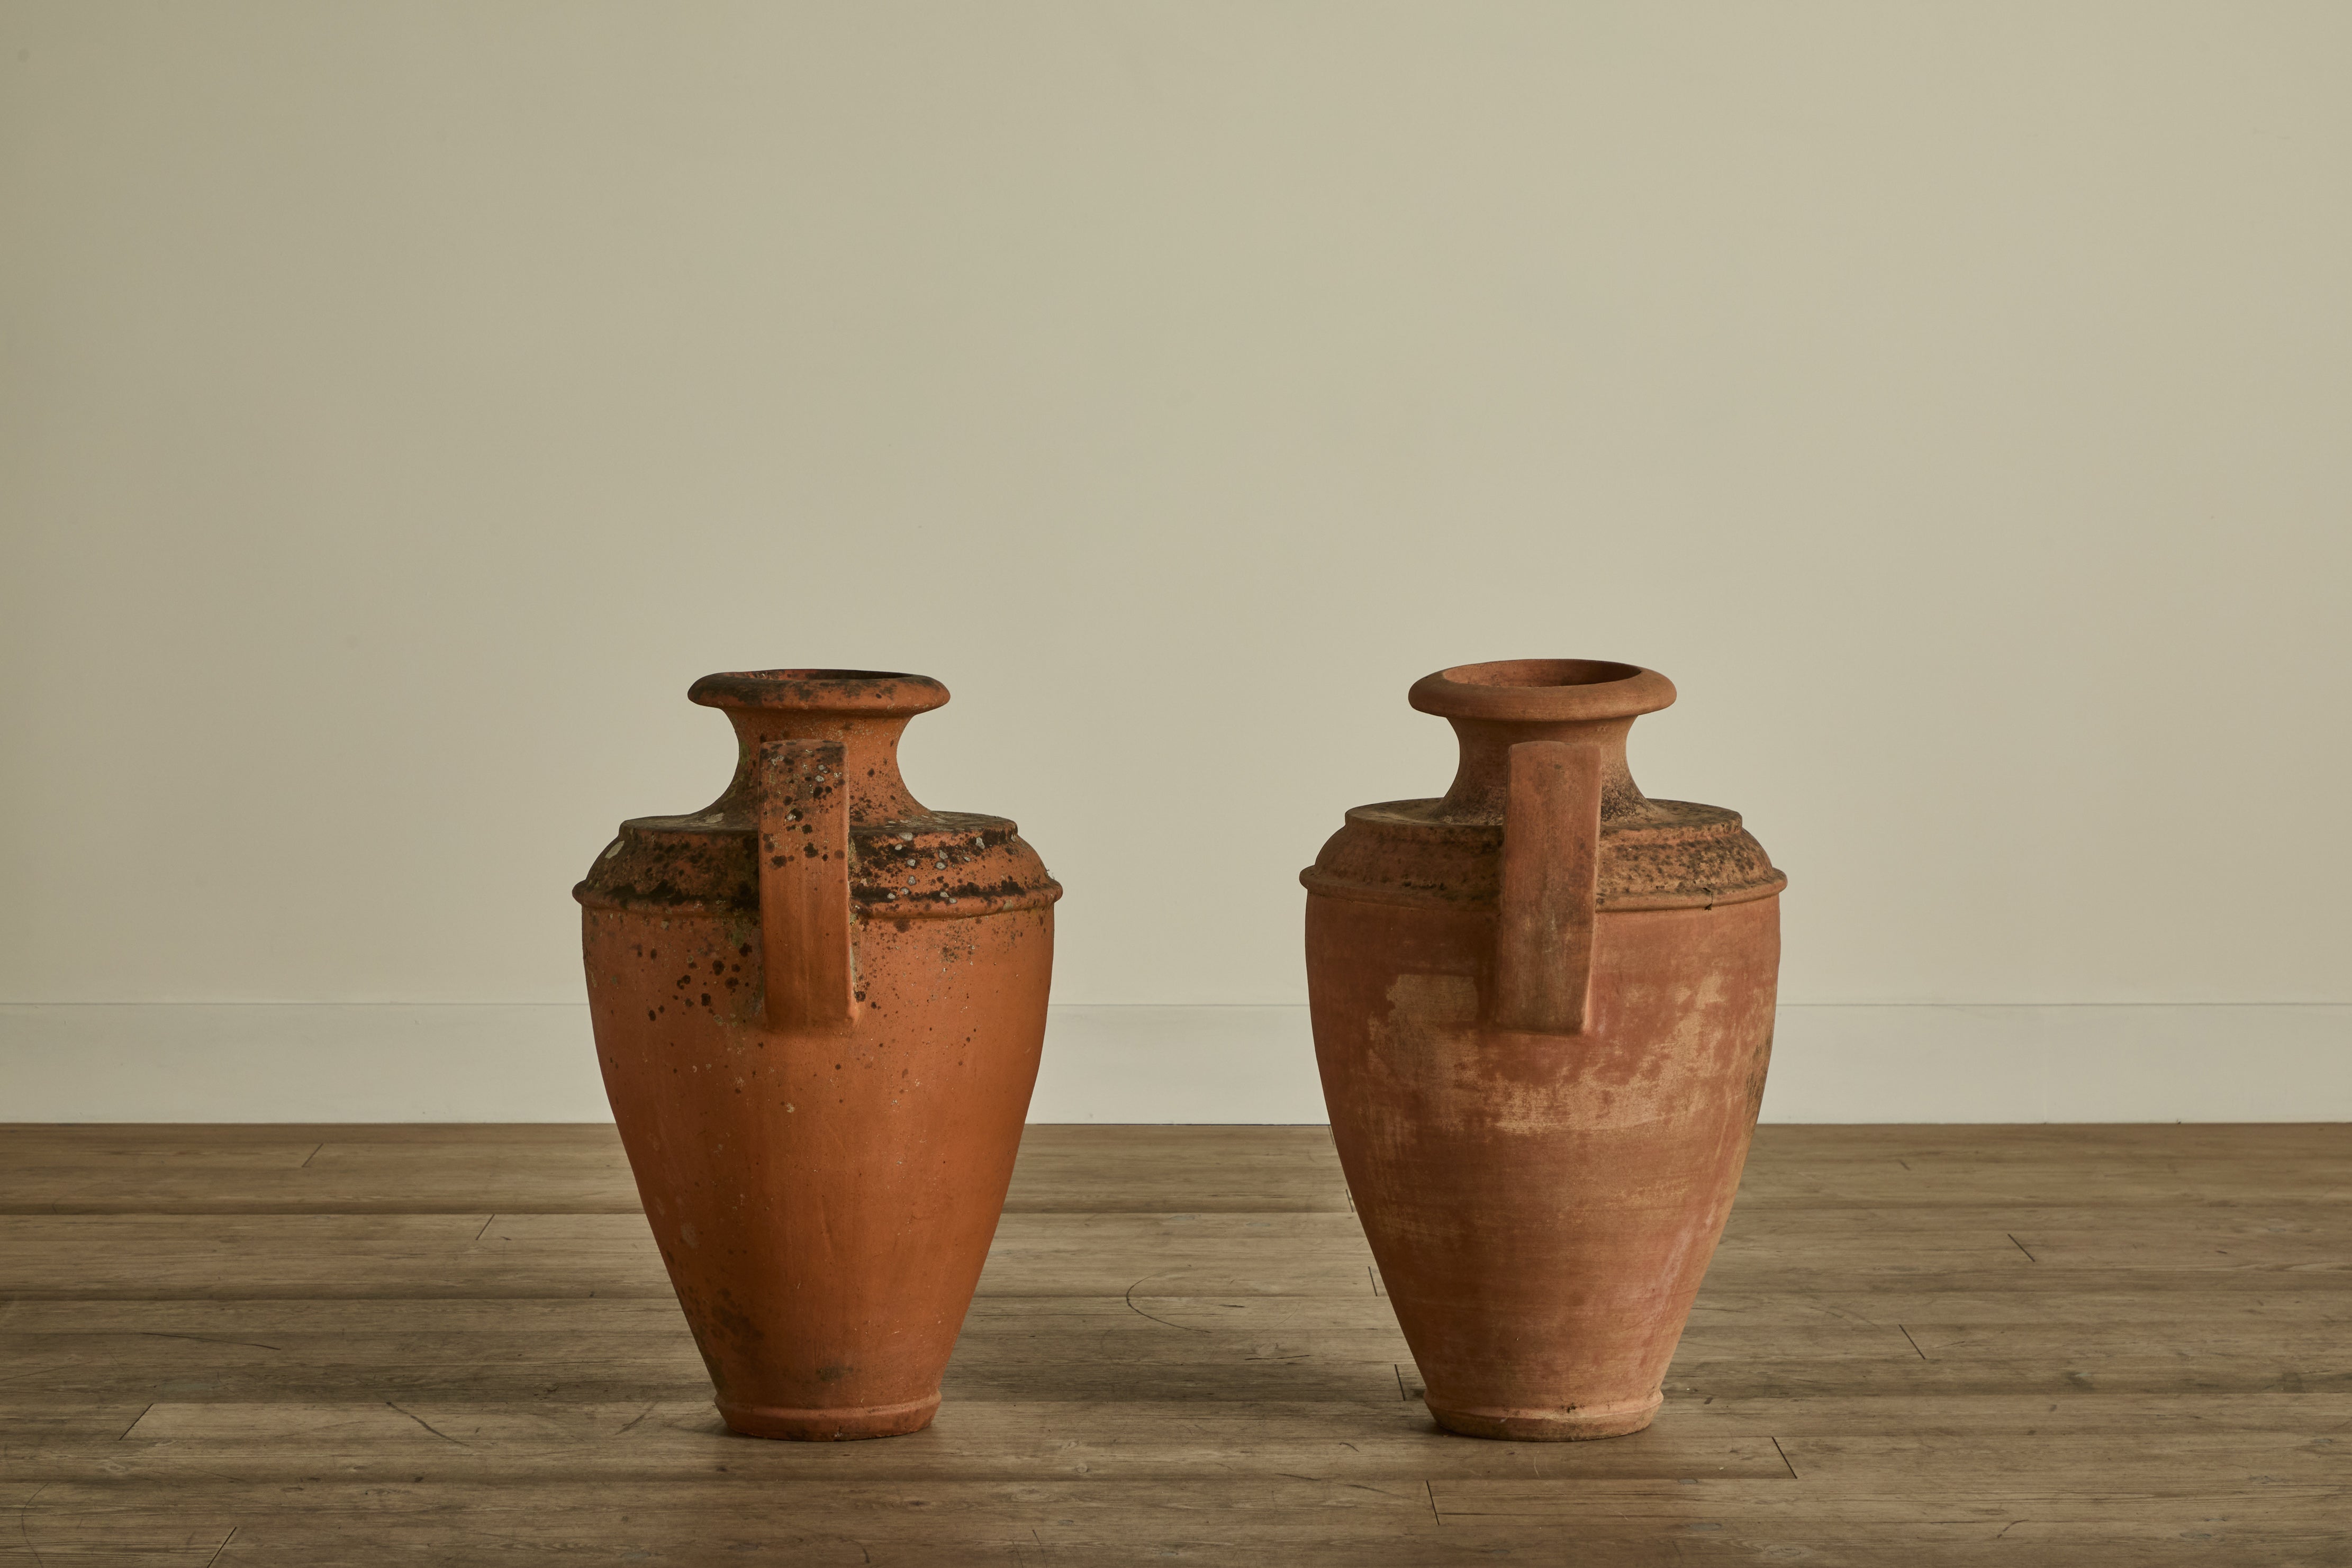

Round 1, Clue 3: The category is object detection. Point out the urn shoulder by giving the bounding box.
[1300,659,1784,912]
[573,669,1061,921]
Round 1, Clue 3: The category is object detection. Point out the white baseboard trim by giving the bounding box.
[0,1003,612,1124]
[1,1002,2344,1123]
[1759,1003,2349,1123]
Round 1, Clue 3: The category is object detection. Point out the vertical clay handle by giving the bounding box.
[756,739,857,1029]
[1494,740,1603,1035]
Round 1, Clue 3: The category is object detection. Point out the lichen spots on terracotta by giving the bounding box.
[576,668,1057,1441]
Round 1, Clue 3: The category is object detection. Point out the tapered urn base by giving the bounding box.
[1427,1392,1663,1442]
[718,1393,942,1442]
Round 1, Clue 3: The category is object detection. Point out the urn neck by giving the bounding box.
[689,669,948,826]
[1407,659,1678,826]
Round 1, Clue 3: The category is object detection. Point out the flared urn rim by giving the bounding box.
[1408,659,1676,725]
[689,668,950,716]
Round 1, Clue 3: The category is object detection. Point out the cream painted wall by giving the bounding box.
[3,3,2348,1116]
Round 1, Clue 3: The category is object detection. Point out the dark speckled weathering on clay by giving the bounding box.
[577,670,1059,1439]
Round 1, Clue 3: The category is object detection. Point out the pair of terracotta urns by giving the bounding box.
[576,661,1783,1442]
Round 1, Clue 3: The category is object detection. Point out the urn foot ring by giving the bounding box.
[718,1392,941,1442]
[1427,1391,1662,1442]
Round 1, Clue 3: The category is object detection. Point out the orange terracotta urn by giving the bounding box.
[576,670,1059,1439]
[1302,659,1785,1440]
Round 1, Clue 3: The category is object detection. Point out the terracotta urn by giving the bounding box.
[575,669,1059,1439]
[1302,659,1784,1440]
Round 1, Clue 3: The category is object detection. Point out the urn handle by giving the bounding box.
[755,739,858,1029]
[1494,739,1602,1035]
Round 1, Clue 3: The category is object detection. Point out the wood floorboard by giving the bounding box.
[1,1122,2346,1565]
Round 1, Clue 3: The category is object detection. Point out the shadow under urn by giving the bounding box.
[1304,659,1785,1440]
[576,669,1060,1439]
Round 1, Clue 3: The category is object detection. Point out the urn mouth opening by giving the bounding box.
[1409,659,1676,723]
[1441,658,1642,690]
[687,669,951,715]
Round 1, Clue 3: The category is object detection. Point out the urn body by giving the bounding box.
[1302,660,1783,1440]
[577,670,1059,1439]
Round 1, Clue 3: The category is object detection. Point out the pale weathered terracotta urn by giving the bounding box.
[576,669,1059,1439]
[1302,659,1784,1439]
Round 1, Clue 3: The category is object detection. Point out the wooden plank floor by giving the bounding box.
[1,1124,2347,1566]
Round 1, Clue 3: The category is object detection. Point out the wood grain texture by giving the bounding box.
[0,1122,2346,1566]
